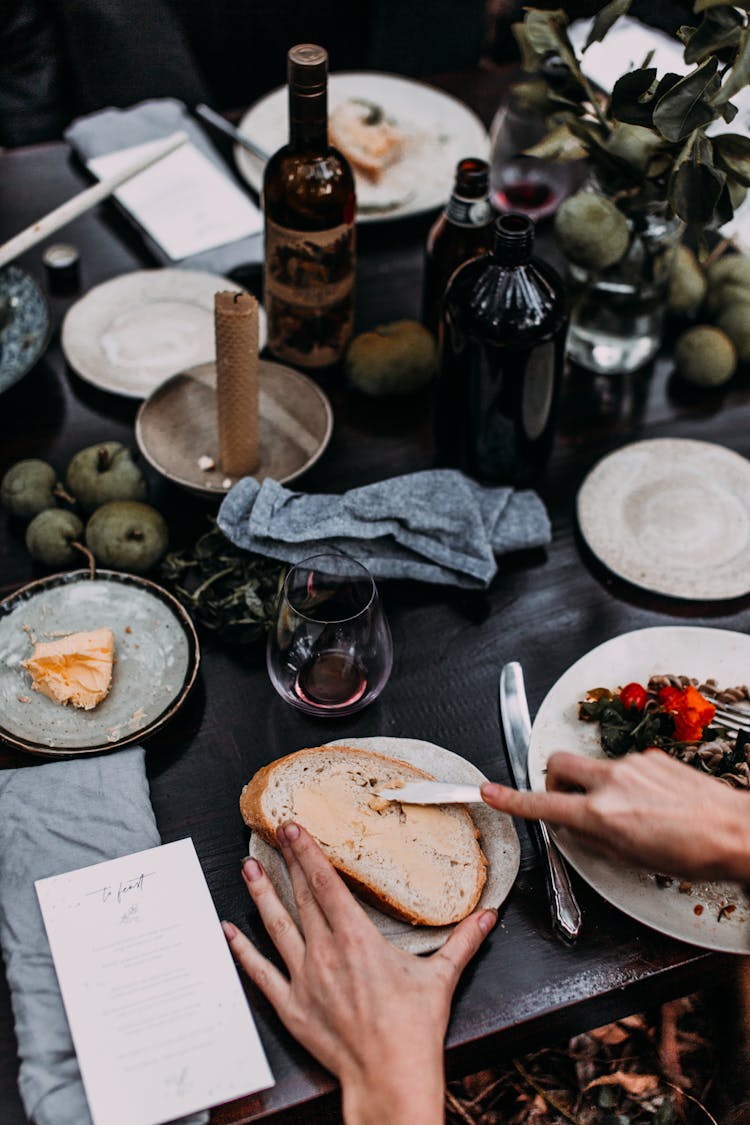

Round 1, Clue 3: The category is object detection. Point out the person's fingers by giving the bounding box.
[480,782,591,830]
[241,857,305,972]
[429,909,497,988]
[222,920,291,1013]
[276,824,331,942]
[279,823,364,933]
[545,751,611,791]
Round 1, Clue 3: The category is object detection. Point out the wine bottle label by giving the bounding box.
[264,217,355,367]
[445,195,492,228]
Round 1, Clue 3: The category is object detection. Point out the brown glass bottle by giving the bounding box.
[435,212,568,487]
[422,157,494,338]
[262,44,356,369]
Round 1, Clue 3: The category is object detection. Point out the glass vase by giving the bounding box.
[565,201,682,376]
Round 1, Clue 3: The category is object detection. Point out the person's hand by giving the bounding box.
[222,822,497,1125]
[481,748,750,882]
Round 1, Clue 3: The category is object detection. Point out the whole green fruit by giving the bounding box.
[705,254,750,316]
[85,501,167,573]
[667,246,706,315]
[66,442,147,513]
[674,325,736,387]
[554,191,630,272]
[717,302,750,364]
[1,459,58,521]
[345,320,437,396]
[26,509,84,568]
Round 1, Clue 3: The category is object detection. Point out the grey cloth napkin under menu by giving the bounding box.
[64,97,263,272]
[218,469,551,588]
[0,748,207,1125]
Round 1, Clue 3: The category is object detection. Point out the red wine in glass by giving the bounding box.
[492,178,564,223]
[294,649,367,710]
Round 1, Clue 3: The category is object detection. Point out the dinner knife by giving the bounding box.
[194,103,269,163]
[500,662,583,943]
[377,782,483,804]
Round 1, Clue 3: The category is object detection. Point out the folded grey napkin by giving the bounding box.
[0,748,207,1125]
[64,97,262,272]
[218,469,551,588]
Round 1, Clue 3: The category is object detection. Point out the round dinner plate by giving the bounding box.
[234,72,489,222]
[0,265,51,394]
[249,736,520,954]
[577,438,750,600]
[61,268,268,398]
[528,626,750,954]
[0,570,199,757]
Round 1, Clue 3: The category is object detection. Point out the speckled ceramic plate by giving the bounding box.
[0,570,199,757]
[61,268,267,398]
[249,736,520,954]
[235,72,489,221]
[577,438,750,600]
[0,266,51,394]
[529,626,750,953]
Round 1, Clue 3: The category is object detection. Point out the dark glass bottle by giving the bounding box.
[436,212,568,487]
[262,44,356,369]
[422,157,494,338]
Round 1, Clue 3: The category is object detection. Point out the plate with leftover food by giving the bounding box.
[0,570,199,757]
[528,626,750,953]
[234,72,489,222]
[61,268,267,398]
[243,736,520,954]
[0,265,52,395]
[577,438,750,600]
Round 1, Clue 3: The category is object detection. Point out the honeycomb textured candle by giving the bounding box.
[23,627,115,709]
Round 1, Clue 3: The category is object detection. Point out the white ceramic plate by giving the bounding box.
[61,269,268,399]
[577,438,750,600]
[249,736,520,954]
[528,626,750,953]
[0,571,199,757]
[235,72,489,222]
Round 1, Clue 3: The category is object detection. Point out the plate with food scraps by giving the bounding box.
[528,626,750,954]
[577,438,750,600]
[248,736,520,955]
[0,570,199,757]
[234,72,489,222]
[61,268,267,398]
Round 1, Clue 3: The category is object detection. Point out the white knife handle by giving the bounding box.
[537,821,583,943]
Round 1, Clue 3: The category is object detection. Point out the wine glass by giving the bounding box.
[266,552,393,717]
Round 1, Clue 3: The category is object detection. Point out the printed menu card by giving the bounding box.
[36,838,273,1125]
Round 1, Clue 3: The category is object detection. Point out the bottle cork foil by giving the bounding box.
[214,291,259,477]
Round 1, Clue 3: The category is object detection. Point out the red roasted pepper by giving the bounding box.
[619,682,647,711]
[657,684,715,741]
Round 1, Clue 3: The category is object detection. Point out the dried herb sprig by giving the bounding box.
[161,523,285,644]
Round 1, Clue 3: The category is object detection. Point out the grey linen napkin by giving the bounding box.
[64,97,262,272]
[0,748,207,1125]
[218,469,551,588]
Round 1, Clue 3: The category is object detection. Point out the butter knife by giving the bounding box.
[377,782,483,804]
[500,662,582,943]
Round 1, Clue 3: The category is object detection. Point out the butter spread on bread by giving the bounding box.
[328,101,405,183]
[23,627,115,710]
[240,745,487,926]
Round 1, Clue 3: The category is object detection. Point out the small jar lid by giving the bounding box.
[42,243,80,271]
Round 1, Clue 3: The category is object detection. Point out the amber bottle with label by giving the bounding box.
[422,157,494,337]
[435,212,567,486]
[262,44,356,368]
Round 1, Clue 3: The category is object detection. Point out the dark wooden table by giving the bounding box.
[1,70,749,1125]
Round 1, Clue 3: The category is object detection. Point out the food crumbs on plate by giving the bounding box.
[678,881,693,895]
[106,726,120,742]
[221,477,232,489]
[198,455,216,471]
[16,695,31,703]
[134,642,140,649]
[718,903,737,921]
[694,904,703,916]
[125,626,132,634]
[130,708,145,723]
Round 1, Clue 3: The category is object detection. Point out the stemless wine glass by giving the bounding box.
[267,553,393,717]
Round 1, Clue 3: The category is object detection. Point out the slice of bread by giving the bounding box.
[329,100,405,183]
[240,745,487,926]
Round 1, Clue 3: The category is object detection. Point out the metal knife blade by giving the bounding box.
[376,782,483,805]
[499,662,583,943]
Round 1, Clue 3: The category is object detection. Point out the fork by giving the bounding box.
[699,690,750,734]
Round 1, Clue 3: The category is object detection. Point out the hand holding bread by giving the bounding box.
[223,823,496,1125]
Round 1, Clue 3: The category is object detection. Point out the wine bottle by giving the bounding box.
[422,157,494,338]
[262,44,356,369]
[435,212,568,486]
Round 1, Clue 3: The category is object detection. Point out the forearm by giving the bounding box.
[341,1057,445,1125]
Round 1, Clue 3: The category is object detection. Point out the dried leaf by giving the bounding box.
[585,1070,661,1096]
[653,57,721,141]
[682,8,744,65]
[589,1022,631,1045]
[714,26,750,105]
[610,67,657,126]
[583,0,632,51]
[695,0,750,11]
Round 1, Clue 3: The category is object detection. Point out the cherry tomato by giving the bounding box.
[619,682,647,711]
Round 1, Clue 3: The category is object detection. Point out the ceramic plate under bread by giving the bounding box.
[249,736,520,954]
[0,570,199,757]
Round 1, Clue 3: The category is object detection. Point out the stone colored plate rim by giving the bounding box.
[0,570,200,758]
[248,736,521,955]
[0,265,52,394]
[134,358,333,497]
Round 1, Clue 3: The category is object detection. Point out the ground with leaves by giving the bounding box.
[447,992,749,1125]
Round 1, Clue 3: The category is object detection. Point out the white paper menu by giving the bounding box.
[36,838,273,1125]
